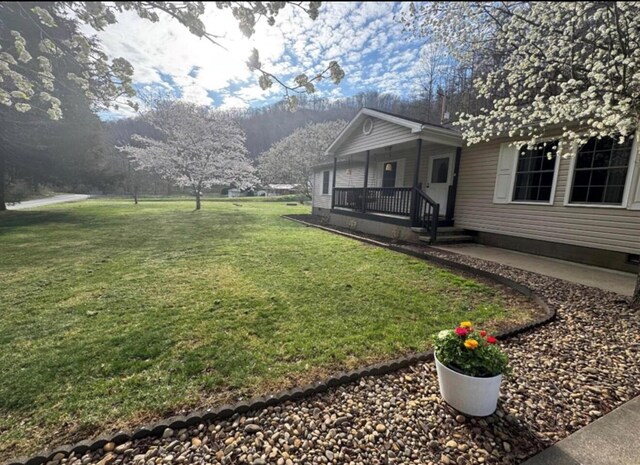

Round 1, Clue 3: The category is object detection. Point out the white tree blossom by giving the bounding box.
[258,120,346,196]
[402,1,640,304]
[402,2,640,153]
[0,2,343,120]
[121,100,257,210]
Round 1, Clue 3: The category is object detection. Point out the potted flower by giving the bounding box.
[433,321,509,416]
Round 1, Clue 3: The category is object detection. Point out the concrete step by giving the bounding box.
[438,227,467,235]
[412,226,465,235]
[419,234,475,244]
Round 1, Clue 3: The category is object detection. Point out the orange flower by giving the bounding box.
[460,321,472,328]
[464,339,479,350]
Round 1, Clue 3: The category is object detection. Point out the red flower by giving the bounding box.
[487,336,497,344]
[480,330,487,337]
[455,327,468,337]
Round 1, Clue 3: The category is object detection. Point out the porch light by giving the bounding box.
[385,163,393,172]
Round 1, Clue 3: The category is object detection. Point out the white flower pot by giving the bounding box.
[434,354,502,417]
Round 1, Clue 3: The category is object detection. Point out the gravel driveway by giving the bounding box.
[53,245,639,465]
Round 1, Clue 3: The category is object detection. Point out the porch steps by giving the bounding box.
[417,227,475,245]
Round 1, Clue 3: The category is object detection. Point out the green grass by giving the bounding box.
[0,199,528,457]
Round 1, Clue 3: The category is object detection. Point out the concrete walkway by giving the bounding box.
[6,193,90,210]
[433,243,636,297]
[521,395,640,465]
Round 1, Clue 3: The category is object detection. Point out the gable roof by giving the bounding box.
[325,107,461,155]
[363,107,451,129]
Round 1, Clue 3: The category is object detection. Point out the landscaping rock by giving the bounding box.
[102,443,115,453]
[96,453,114,465]
[243,424,262,435]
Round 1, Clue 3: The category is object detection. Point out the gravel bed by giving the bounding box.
[50,244,639,465]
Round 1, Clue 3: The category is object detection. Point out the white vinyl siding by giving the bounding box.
[312,169,331,209]
[334,118,419,157]
[456,139,640,254]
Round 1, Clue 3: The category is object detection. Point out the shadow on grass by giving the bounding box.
[0,211,80,234]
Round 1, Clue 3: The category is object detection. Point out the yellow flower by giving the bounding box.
[464,339,479,350]
[460,321,472,328]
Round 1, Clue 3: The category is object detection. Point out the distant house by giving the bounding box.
[266,184,299,196]
[227,188,244,198]
[312,108,640,273]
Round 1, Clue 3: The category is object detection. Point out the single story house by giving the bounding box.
[227,188,245,198]
[266,184,300,196]
[311,108,640,272]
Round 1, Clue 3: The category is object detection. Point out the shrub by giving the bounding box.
[434,321,510,377]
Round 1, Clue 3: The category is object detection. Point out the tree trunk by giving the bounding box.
[133,184,138,205]
[195,189,201,210]
[631,267,640,309]
[0,149,6,212]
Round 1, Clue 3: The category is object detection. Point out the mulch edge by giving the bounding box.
[4,217,556,465]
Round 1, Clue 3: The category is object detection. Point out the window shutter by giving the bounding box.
[629,133,640,210]
[630,172,640,210]
[493,143,518,204]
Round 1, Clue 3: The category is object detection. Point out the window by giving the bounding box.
[321,170,330,195]
[569,135,633,205]
[431,158,449,183]
[512,141,558,202]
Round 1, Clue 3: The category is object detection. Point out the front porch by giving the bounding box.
[328,138,462,241]
[312,108,467,243]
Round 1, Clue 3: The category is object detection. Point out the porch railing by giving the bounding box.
[333,187,413,216]
[333,187,363,211]
[333,186,439,240]
[412,187,439,241]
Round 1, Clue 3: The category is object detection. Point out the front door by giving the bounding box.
[425,153,455,214]
[382,161,397,187]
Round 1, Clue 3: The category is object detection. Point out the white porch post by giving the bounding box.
[330,156,337,209]
[410,139,423,224]
[362,150,370,213]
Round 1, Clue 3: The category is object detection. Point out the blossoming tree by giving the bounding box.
[403,1,640,307]
[258,120,346,197]
[0,2,343,120]
[0,1,344,211]
[121,100,257,210]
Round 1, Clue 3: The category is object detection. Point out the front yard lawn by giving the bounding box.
[0,199,535,457]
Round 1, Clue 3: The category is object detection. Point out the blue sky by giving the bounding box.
[95,2,428,118]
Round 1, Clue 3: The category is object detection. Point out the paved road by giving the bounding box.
[6,193,90,210]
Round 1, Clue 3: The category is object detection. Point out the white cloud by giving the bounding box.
[92,2,428,117]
